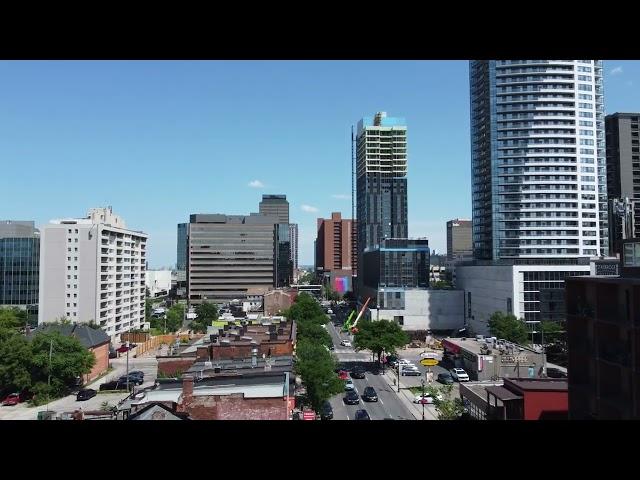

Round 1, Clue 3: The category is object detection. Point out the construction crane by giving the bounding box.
[342,297,371,334]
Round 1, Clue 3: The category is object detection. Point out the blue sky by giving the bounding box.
[1,60,639,268]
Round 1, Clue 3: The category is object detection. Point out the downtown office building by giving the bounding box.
[38,207,147,340]
[186,213,290,305]
[459,60,610,334]
[0,221,40,314]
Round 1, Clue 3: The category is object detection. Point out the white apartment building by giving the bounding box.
[38,207,148,341]
[470,60,607,260]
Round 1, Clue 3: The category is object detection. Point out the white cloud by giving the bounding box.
[248,180,265,188]
[331,194,350,200]
[301,204,319,213]
[610,66,623,76]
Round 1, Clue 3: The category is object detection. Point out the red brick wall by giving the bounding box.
[157,358,196,375]
[178,393,287,420]
[196,341,293,361]
[85,343,109,384]
[264,292,295,315]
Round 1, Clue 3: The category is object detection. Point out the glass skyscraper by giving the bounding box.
[356,112,408,279]
[470,60,607,260]
[0,221,40,309]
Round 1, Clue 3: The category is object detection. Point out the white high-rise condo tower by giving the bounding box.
[470,60,607,260]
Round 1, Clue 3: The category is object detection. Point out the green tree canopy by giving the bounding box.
[285,292,326,325]
[353,318,410,363]
[540,321,564,345]
[296,321,332,348]
[163,304,184,333]
[192,302,218,333]
[294,339,343,411]
[29,330,95,402]
[426,384,466,420]
[488,311,530,345]
[0,307,26,330]
[0,327,33,394]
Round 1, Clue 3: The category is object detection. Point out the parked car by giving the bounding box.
[362,386,378,402]
[437,373,454,385]
[413,392,443,404]
[344,379,355,391]
[116,345,130,354]
[354,409,371,420]
[128,371,145,380]
[450,368,470,382]
[1,392,28,406]
[340,340,352,347]
[401,369,422,376]
[328,345,335,351]
[344,390,360,405]
[546,367,568,379]
[320,401,334,420]
[118,375,143,386]
[351,367,366,379]
[337,370,349,380]
[76,389,97,401]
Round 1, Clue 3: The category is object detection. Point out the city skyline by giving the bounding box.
[3,60,640,267]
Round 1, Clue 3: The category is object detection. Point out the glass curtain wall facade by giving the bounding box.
[470,60,607,260]
[356,112,408,281]
[362,239,430,289]
[0,237,40,306]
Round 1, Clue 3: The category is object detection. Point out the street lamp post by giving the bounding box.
[421,379,425,421]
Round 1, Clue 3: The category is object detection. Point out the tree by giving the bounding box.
[0,307,24,331]
[323,286,341,301]
[488,311,529,345]
[29,330,95,403]
[353,319,410,364]
[294,339,343,411]
[296,321,332,348]
[192,302,218,333]
[426,384,466,420]
[298,271,316,285]
[285,292,326,326]
[145,299,152,321]
[540,321,564,345]
[0,327,33,394]
[163,304,184,333]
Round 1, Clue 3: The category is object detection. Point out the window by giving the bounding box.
[66,303,70,307]
[68,238,71,243]
[578,84,592,91]
[74,229,78,234]
[579,121,593,127]
[578,102,593,109]
[74,238,78,243]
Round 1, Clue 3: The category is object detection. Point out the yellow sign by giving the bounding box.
[420,358,439,367]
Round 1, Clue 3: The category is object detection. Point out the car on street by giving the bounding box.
[351,367,366,379]
[119,375,143,386]
[413,392,443,404]
[362,386,378,402]
[1,392,28,406]
[340,340,352,347]
[420,351,440,360]
[76,389,97,401]
[546,367,568,379]
[401,368,422,376]
[344,379,355,391]
[344,390,360,405]
[320,401,333,420]
[337,370,349,380]
[450,368,470,382]
[327,309,333,314]
[328,344,335,351]
[129,371,145,380]
[354,409,371,420]
[437,373,454,385]
[116,345,131,354]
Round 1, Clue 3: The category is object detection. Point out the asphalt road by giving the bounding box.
[322,306,414,420]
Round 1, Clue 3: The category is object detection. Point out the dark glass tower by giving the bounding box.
[356,112,408,284]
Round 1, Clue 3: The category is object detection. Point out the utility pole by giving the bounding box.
[421,379,425,421]
[46,339,53,414]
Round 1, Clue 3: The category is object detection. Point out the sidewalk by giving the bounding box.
[378,367,438,421]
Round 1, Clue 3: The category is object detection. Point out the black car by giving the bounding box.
[320,401,334,420]
[118,375,143,386]
[362,386,378,402]
[76,389,97,401]
[437,373,455,385]
[351,367,366,379]
[354,409,370,420]
[128,371,145,381]
[546,367,568,379]
[344,390,360,405]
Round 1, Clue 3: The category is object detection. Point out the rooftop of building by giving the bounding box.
[0,221,39,238]
[443,337,541,356]
[504,377,568,392]
[189,213,280,225]
[566,275,640,285]
[200,315,295,346]
[28,323,110,349]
